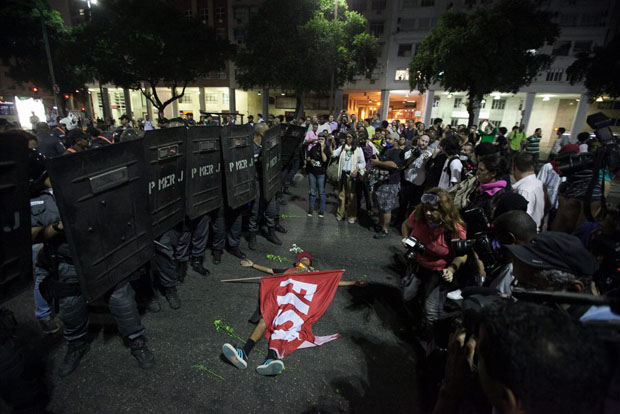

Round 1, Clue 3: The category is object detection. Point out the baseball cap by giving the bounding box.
[505,231,598,276]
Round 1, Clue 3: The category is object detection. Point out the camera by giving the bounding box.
[454,207,500,271]
[557,112,620,176]
[403,236,425,261]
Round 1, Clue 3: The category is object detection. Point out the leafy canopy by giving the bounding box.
[74,0,233,113]
[567,34,620,101]
[409,0,559,110]
[0,0,91,94]
[235,0,378,96]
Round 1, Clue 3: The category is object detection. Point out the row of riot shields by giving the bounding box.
[0,124,305,303]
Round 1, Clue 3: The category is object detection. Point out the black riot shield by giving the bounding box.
[143,127,187,237]
[280,124,306,167]
[46,140,154,301]
[185,126,222,219]
[261,126,282,201]
[220,125,257,209]
[0,133,32,302]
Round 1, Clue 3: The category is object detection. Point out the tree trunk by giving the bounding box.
[466,92,480,128]
[295,92,305,120]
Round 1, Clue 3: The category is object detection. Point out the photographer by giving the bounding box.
[434,301,613,414]
[400,188,467,330]
[472,210,537,295]
[463,153,509,223]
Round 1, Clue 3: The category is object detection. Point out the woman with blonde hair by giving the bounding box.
[400,187,467,331]
[331,132,366,222]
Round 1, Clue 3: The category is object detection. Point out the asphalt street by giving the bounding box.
[4,174,425,414]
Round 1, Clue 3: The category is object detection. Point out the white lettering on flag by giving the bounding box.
[271,309,304,341]
[276,293,310,315]
[279,278,317,302]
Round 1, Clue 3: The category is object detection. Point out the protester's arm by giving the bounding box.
[240,259,274,274]
[370,159,398,169]
[31,221,63,244]
[432,330,477,414]
[443,254,467,282]
[320,143,328,162]
[338,280,368,287]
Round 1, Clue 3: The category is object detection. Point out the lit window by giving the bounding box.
[395,69,409,81]
[491,99,506,110]
[454,98,462,108]
[222,93,229,105]
[200,8,208,23]
[205,93,218,104]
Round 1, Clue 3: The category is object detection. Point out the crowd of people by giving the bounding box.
[2,106,619,414]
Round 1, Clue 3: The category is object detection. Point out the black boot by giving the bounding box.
[248,232,257,251]
[129,336,155,370]
[227,246,247,259]
[178,260,189,282]
[190,256,210,276]
[146,296,161,313]
[265,228,282,245]
[212,249,222,265]
[58,339,90,377]
[164,286,181,310]
[274,222,287,234]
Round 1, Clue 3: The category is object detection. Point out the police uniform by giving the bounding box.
[175,214,212,276]
[211,204,245,264]
[248,141,280,243]
[31,188,151,373]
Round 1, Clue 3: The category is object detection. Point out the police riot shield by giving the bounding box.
[280,124,306,167]
[185,126,222,219]
[261,126,282,201]
[46,140,154,301]
[143,127,187,237]
[0,133,32,302]
[220,125,257,209]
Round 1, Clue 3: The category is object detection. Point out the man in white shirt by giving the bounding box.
[512,152,545,230]
[318,116,332,136]
[143,115,155,131]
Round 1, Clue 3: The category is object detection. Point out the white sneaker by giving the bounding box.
[222,343,247,370]
[256,359,284,376]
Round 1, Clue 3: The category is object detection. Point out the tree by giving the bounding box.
[235,0,378,117]
[0,0,92,114]
[409,0,559,127]
[74,0,233,118]
[566,34,620,101]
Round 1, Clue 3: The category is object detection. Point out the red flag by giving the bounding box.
[260,269,344,359]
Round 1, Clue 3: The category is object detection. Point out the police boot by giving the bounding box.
[178,260,189,282]
[58,339,90,377]
[129,336,154,370]
[265,228,282,245]
[248,232,257,251]
[164,287,181,310]
[274,222,287,234]
[146,296,161,313]
[190,256,210,276]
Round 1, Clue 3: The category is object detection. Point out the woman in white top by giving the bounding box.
[331,132,366,222]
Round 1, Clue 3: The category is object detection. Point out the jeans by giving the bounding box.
[308,173,326,213]
[337,173,358,220]
[34,266,51,319]
[403,267,447,323]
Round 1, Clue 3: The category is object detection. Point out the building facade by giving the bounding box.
[1,0,618,151]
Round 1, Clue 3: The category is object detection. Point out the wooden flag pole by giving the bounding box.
[220,276,264,283]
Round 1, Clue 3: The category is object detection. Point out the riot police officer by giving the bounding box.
[28,150,155,377]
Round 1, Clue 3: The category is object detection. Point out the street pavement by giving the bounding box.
[4,174,424,414]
